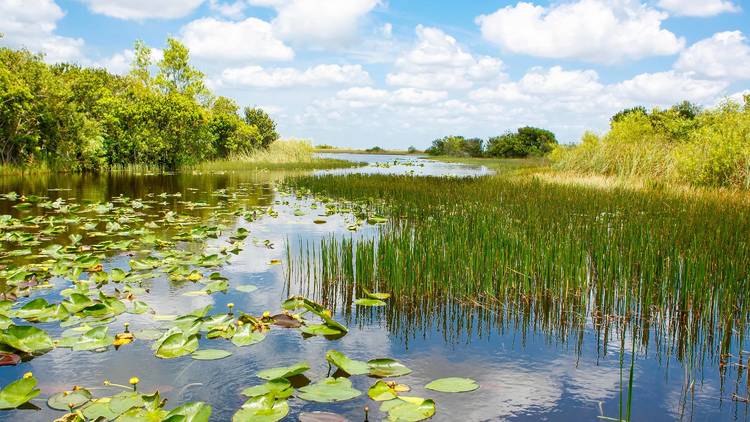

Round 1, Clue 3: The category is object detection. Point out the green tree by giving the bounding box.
[155,38,209,102]
[130,40,152,87]
[486,127,557,158]
[209,96,260,157]
[243,107,278,148]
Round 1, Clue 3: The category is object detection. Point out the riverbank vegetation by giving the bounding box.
[194,140,361,171]
[1,38,279,172]
[425,128,558,159]
[551,98,750,189]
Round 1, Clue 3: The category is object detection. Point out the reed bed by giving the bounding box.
[285,174,750,375]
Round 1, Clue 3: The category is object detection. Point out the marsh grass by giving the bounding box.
[286,173,750,378]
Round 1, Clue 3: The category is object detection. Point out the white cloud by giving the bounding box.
[180,17,294,61]
[470,66,603,104]
[611,71,729,105]
[220,64,371,88]
[386,25,504,90]
[658,0,740,17]
[675,31,750,80]
[270,0,380,47]
[391,88,448,104]
[80,0,204,20]
[208,0,247,19]
[476,0,684,63]
[0,0,85,62]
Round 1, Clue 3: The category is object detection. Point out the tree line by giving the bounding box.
[0,37,278,171]
[425,127,558,158]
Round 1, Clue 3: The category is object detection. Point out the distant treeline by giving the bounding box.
[426,127,558,158]
[0,38,278,171]
[552,99,750,188]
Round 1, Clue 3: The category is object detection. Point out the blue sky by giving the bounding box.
[2,0,749,148]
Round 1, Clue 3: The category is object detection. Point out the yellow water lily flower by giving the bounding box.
[23,372,33,379]
[129,377,139,385]
[262,311,270,318]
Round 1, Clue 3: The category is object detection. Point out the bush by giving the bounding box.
[426,136,483,157]
[486,127,557,158]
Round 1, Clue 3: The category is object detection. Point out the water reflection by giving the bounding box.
[315,153,494,177]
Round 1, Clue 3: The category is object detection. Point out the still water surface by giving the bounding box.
[0,155,744,421]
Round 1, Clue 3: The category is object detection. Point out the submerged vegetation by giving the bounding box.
[0,38,279,172]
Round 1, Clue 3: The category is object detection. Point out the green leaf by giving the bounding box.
[231,324,265,347]
[162,401,212,422]
[73,326,114,351]
[300,324,343,336]
[364,289,391,300]
[325,350,369,375]
[385,398,436,421]
[368,380,398,401]
[191,349,232,360]
[368,358,412,377]
[257,362,310,380]
[1,325,54,353]
[297,377,361,403]
[232,394,289,422]
[0,375,41,409]
[155,332,199,359]
[241,379,293,399]
[47,388,92,410]
[425,377,478,393]
[354,298,386,307]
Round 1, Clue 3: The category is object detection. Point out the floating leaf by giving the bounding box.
[382,398,436,421]
[425,377,478,393]
[232,394,288,422]
[241,379,293,399]
[354,298,386,307]
[74,326,114,351]
[232,325,265,347]
[368,380,406,401]
[368,358,412,377]
[325,350,369,375]
[0,352,20,366]
[0,324,54,353]
[364,289,391,300]
[155,332,199,359]
[191,349,232,360]
[47,388,92,410]
[0,374,41,409]
[163,401,212,422]
[271,314,301,328]
[300,324,342,336]
[257,362,310,380]
[297,377,361,403]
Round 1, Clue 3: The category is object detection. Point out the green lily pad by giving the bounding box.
[354,298,386,307]
[231,324,266,347]
[425,377,479,393]
[364,289,391,300]
[47,388,93,410]
[241,378,293,399]
[300,324,343,336]
[297,377,361,403]
[73,326,114,351]
[155,332,199,359]
[1,324,54,353]
[368,380,399,401]
[191,349,232,360]
[257,362,310,380]
[368,358,413,377]
[325,350,369,375]
[232,394,288,422]
[0,374,41,409]
[383,398,436,421]
[162,401,212,422]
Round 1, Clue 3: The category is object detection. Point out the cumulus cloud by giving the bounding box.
[657,0,740,17]
[220,64,371,88]
[79,0,204,20]
[476,0,684,63]
[208,0,247,19]
[0,0,85,62]
[610,71,729,105]
[675,31,750,80]
[180,17,294,61]
[386,25,504,90]
[270,0,380,47]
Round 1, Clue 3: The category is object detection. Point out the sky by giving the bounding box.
[1,0,749,148]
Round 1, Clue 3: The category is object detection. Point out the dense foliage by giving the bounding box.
[426,129,556,158]
[551,99,750,188]
[0,38,278,171]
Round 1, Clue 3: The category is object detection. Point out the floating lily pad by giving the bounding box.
[73,326,114,351]
[354,298,386,307]
[364,289,391,300]
[191,349,232,360]
[47,388,93,410]
[257,362,310,380]
[241,379,293,399]
[297,377,361,403]
[368,358,412,377]
[300,324,343,336]
[325,350,369,375]
[368,380,406,401]
[0,352,20,366]
[231,325,265,347]
[382,398,436,421]
[0,374,41,409]
[232,394,288,422]
[155,332,199,359]
[163,401,212,422]
[0,324,54,353]
[425,377,479,393]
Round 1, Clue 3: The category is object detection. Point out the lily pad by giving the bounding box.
[73,326,114,351]
[257,362,310,380]
[231,325,266,347]
[0,352,20,366]
[364,289,391,300]
[383,398,436,421]
[47,388,93,410]
[155,331,199,359]
[162,401,212,422]
[300,324,343,336]
[354,298,386,307]
[232,394,288,422]
[368,358,413,377]
[368,380,402,401]
[0,324,54,353]
[0,374,41,409]
[425,377,479,393]
[297,377,361,403]
[191,349,232,360]
[241,378,293,399]
[325,350,369,375]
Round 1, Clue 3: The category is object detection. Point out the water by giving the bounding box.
[0,157,744,421]
[315,153,494,177]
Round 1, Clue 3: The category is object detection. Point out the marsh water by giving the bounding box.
[0,155,746,421]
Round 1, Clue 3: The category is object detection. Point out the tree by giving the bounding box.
[426,136,482,157]
[611,106,647,126]
[486,127,558,158]
[243,107,278,148]
[209,96,260,157]
[130,40,152,87]
[155,38,209,102]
